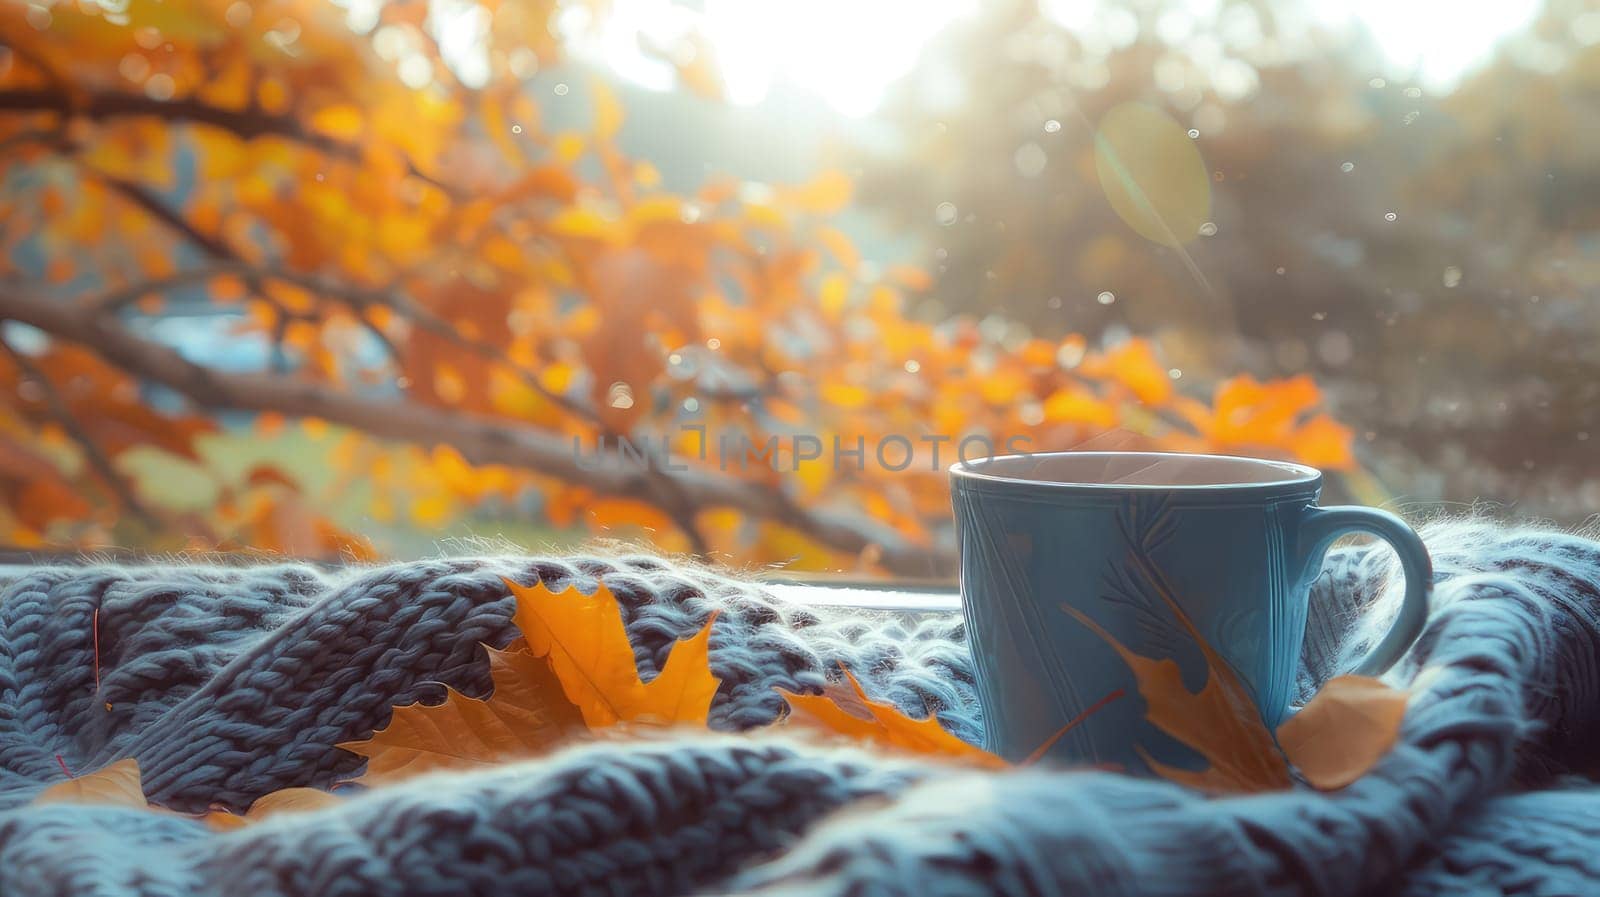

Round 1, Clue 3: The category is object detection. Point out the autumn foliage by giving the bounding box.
[0,0,1353,574]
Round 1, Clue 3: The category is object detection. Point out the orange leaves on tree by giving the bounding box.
[0,0,1361,574]
[777,667,1006,769]
[1176,375,1355,470]
[507,579,721,728]
[1080,338,1173,406]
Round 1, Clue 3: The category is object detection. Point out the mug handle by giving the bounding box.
[1298,506,1433,676]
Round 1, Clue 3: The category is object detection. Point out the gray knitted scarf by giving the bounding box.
[1,518,1597,896]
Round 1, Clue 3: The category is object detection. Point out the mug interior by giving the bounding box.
[951,451,1320,490]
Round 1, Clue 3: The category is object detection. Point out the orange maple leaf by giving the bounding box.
[505,579,721,729]
[32,758,147,809]
[339,643,585,784]
[1063,602,1291,791]
[204,787,343,831]
[777,666,1006,769]
[1277,674,1408,790]
[1065,569,1406,791]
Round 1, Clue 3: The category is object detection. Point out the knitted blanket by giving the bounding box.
[1,519,1597,896]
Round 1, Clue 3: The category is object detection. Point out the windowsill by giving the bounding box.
[761,581,960,615]
[0,561,962,615]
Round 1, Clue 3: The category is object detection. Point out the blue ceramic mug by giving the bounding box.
[950,451,1431,772]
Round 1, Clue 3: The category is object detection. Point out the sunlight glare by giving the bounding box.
[1312,0,1541,87]
[561,0,1539,116]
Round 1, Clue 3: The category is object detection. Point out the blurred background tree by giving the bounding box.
[856,0,1600,522]
[1,0,1591,576]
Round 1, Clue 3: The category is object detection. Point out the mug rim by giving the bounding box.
[949,450,1322,495]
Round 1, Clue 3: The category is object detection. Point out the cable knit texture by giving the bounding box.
[0,519,1597,896]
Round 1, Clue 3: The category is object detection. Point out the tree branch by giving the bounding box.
[85,171,595,421]
[0,337,158,525]
[0,87,345,154]
[0,87,456,194]
[0,289,948,575]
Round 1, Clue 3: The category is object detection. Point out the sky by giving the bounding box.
[541,0,1546,117]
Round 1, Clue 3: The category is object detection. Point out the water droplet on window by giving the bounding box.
[134,27,163,49]
[511,124,522,134]
[935,202,958,226]
[1168,368,1182,380]
[1198,222,1218,236]
[1403,87,1423,98]
[1019,402,1045,426]
[1579,432,1591,442]
[1056,342,1085,368]
[1013,142,1047,178]
[1384,211,1397,221]
[1044,119,1061,133]
[1442,266,1462,288]
[225,1,252,27]
[1312,311,1327,321]
[553,83,569,96]
[24,4,50,29]
[1340,161,1355,173]
[682,397,700,413]
[118,53,151,82]
[144,73,176,101]
[1275,267,1286,275]
[1369,77,1386,88]
[1317,331,1354,366]
[509,48,539,79]
[667,350,701,380]
[1047,296,1063,309]
[1187,129,1200,138]
[606,382,634,409]
[397,55,432,88]
[1096,291,1116,305]
[706,337,722,349]
[1402,111,1419,125]
[904,359,921,373]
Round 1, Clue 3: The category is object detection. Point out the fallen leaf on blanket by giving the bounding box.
[1276,675,1408,790]
[506,579,721,729]
[204,787,344,830]
[339,643,585,785]
[777,666,1007,769]
[1063,604,1292,792]
[33,758,147,809]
